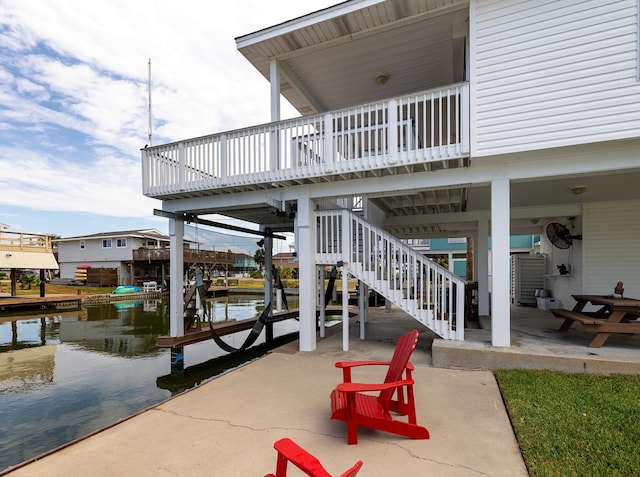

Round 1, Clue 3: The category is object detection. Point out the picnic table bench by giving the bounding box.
[550,308,602,328]
[551,294,640,348]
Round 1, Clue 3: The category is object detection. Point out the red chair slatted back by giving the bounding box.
[377,329,418,409]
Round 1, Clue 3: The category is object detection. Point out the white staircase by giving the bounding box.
[316,210,465,340]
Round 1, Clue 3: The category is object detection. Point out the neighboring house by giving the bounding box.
[56,230,172,286]
[272,252,299,271]
[57,229,240,286]
[142,0,640,351]
[233,253,259,274]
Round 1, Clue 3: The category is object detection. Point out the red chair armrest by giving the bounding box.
[335,360,391,369]
[337,379,414,393]
[272,438,332,477]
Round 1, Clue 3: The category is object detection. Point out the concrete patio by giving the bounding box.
[4,302,640,476]
[433,304,640,374]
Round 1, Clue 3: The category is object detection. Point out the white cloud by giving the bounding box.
[0,145,159,217]
[0,0,335,235]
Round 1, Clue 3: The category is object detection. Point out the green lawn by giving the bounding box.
[495,369,640,477]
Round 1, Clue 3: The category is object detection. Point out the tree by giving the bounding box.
[19,274,40,290]
[254,248,265,270]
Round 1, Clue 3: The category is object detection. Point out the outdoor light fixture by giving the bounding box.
[5,253,11,257]
[256,238,265,248]
[374,72,389,86]
[569,185,587,196]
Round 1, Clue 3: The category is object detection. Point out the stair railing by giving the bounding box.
[316,209,464,340]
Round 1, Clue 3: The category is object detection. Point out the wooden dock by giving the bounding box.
[0,295,83,311]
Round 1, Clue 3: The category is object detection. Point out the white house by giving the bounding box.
[57,229,239,286]
[142,0,640,352]
[56,229,172,285]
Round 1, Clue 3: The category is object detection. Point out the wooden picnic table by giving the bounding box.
[551,294,640,348]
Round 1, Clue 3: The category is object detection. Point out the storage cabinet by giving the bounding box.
[511,255,545,306]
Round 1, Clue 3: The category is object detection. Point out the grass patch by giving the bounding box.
[495,369,640,476]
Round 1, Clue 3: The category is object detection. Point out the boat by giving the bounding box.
[113,286,141,294]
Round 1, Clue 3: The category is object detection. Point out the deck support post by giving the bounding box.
[490,178,510,347]
[297,196,317,351]
[477,215,490,316]
[341,210,350,351]
[39,269,45,298]
[358,281,367,340]
[342,266,349,351]
[263,231,273,344]
[269,59,280,122]
[169,216,184,338]
[319,266,326,338]
[269,60,281,173]
[276,288,282,312]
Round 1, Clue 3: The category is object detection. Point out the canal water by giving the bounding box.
[0,294,299,472]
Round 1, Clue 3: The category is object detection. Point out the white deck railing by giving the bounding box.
[142,83,469,198]
[0,231,53,252]
[316,209,465,340]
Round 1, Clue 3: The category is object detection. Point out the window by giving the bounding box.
[116,238,127,248]
[102,239,112,248]
[80,240,85,249]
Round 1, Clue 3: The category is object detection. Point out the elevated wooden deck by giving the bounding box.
[0,231,53,253]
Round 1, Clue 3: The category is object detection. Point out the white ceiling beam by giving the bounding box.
[278,60,325,113]
[383,204,583,228]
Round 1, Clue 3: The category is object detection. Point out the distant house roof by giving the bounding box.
[273,252,297,260]
[0,251,59,269]
[273,252,298,267]
[55,229,170,242]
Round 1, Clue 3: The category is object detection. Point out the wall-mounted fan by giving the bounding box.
[546,222,582,249]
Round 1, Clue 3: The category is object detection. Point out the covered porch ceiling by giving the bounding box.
[198,167,640,239]
[236,0,469,115]
[381,169,640,238]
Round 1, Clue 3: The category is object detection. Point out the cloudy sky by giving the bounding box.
[0,0,335,239]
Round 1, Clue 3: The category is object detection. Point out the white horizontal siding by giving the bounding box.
[584,200,640,297]
[473,0,640,156]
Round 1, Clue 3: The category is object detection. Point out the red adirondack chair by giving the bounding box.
[264,438,363,477]
[330,329,430,445]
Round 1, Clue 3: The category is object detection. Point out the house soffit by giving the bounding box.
[371,186,468,216]
[236,0,468,114]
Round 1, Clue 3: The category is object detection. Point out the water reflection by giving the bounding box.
[0,295,298,472]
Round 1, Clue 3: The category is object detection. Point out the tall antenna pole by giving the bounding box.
[148,58,152,146]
